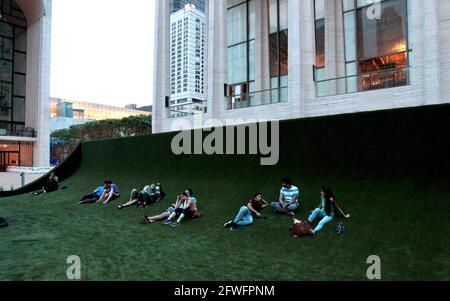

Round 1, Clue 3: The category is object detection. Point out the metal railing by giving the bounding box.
[168,101,207,119]
[315,67,410,97]
[0,129,37,138]
[226,86,288,110]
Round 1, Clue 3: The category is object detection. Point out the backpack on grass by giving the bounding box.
[0,217,8,229]
[291,218,312,238]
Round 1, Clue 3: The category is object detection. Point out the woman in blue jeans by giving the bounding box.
[224,193,269,230]
[308,187,350,235]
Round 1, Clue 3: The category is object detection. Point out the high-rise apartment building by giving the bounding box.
[170,0,205,14]
[169,3,207,117]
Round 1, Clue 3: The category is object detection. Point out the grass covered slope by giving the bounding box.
[0,105,449,281]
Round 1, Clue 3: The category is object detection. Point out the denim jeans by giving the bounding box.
[233,206,254,226]
[271,201,299,213]
[308,208,334,233]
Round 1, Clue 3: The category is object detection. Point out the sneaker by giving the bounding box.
[224,221,233,228]
[171,221,181,227]
[162,219,172,225]
[309,229,315,236]
[229,224,237,231]
[117,205,123,210]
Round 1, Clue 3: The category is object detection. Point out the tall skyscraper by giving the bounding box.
[169,3,206,116]
[170,0,205,14]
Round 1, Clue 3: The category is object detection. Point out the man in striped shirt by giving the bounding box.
[271,178,300,214]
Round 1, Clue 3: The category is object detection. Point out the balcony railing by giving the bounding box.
[226,86,288,110]
[0,129,37,138]
[168,101,207,119]
[315,67,410,98]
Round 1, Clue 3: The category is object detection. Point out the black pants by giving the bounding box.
[174,208,195,219]
[79,192,99,204]
[137,192,157,206]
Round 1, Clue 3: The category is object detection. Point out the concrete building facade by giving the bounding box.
[153,0,450,134]
[0,0,51,170]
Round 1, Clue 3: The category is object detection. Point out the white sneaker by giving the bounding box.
[224,221,233,228]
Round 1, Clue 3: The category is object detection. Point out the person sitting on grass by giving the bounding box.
[224,193,269,231]
[308,187,351,235]
[32,173,59,196]
[99,180,121,204]
[271,178,300,214]
[78,184,106,204]
[163,191,197,227]
[118,183,163,210]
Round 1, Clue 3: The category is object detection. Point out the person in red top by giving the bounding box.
[224,193,269,230]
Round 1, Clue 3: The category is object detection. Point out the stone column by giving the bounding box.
[253,1,270,106]
[422,0,440,104]
[324,0,346,95]
[152,0,170,133]
[25,0,52,167]
[289,0,315,116]
[206,0,227,119]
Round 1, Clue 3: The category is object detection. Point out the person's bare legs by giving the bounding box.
[176,213,185,224]
[147,212,170,223]
[118,189,138,208]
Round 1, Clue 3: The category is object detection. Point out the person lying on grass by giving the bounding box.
[140,205,177,224]
[78,184,106,204]
[224,193,269,231]
[308,186,351,235]
[271,178,300,214]
[32,172,59,196]
[117,183,164,210]
[163,191,198,227]
[98,180,121,204]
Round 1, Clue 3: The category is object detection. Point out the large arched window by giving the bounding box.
[0,0,27,134]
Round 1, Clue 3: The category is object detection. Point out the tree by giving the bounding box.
[51,115,152,143]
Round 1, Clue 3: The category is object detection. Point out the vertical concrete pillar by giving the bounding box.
[289,0,315,116]
[206,0,227,119]
[422,0,440,104]
[152,0,170,133]
[253,1,270,106]
[25,0,52,167]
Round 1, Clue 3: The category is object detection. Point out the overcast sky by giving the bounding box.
[50,0,156,108]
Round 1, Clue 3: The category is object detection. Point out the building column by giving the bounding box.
[206,0,227,119]
[324,0,346,95]
[25,0,52,167]
[289,0,315,116]
[422,0,441,104]
[152,0,170,133]
[253,1,270,106]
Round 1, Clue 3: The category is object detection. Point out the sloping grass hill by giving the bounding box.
[0,105,449,281]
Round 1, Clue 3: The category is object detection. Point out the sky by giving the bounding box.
[50,0,156,108]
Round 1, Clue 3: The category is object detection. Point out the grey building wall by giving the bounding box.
[154,0,450,134]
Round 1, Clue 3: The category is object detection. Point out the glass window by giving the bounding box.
[342,0,409,93]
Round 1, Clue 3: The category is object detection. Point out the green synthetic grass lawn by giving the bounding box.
[0,106,449,281]
[0,172,448,281]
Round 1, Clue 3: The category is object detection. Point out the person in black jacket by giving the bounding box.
[32,173,59,196]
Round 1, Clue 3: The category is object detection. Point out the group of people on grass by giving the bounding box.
[224,178,350,235]
[32,173,350,235]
